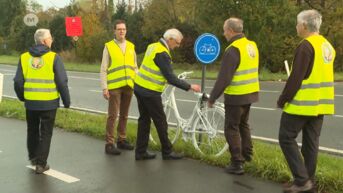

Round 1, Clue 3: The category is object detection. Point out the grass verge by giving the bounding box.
[0,98,342,193]
[2,54,343,81]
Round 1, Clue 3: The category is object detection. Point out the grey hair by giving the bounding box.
[163,28,183,40]
[224,18,243,33]
[34,29,51,44]
[297,9,322,32]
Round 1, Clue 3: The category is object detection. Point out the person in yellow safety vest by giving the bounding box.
[13,29,71,174]
[277,10,336,193]
[207,18,260,175]
[134,28,201,160]
[100,20,137,155]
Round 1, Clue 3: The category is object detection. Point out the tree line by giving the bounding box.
[0,0,342,72]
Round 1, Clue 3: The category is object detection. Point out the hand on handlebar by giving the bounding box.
[190,84,201,92]
[207,101,214,108]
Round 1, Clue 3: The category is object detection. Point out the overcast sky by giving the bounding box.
[34,0,70,10]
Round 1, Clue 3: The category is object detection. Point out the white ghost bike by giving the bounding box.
[149,71,228,157]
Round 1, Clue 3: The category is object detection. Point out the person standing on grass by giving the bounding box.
[277,10,336,193]
[208,17,260,175]
[134,28,201,160]
[13,28,70,174]
[100,19,137,155]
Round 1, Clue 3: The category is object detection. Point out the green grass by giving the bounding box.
[0,98,342,193]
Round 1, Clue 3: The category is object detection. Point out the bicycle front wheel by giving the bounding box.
[192,107,228,157]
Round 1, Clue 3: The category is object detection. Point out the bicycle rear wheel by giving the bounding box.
[192,107,228,157]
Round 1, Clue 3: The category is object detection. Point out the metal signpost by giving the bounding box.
[194,33,221,92]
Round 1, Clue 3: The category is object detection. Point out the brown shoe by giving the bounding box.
[105,144,121,155]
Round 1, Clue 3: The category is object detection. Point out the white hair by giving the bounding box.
[224,18,243,33]
[297,9,322,32]
[34,29,51,44]
[163,28,183,40]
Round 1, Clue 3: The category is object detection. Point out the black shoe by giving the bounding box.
[35,164,50,174]
[135,151,156,160]
[162,152,184,160]
[225,163,244,175]
[283,180,314,193]
[117,140,134,150]
[105,144,121,155]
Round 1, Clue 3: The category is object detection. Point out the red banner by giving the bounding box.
[65,17,83,37]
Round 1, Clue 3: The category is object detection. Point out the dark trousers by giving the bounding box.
[105,86,133,144]
[224,104,253,164]
[26,109,57,166]
[278,112,323,185]
[134,91,172,155]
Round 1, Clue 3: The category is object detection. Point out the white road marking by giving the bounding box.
[335,94,343,97]
[176,99,196,103]
[2,73,14,76]
[251,106,276,111]
[68,76,99,81]
[334,115,343,118]
[3,95,16,99]
[0,150,2,153]
[260,90,280,93]
[89,90,102,93]
[252,135,343,155]
[26,165,80,183]
[0,68,15,72]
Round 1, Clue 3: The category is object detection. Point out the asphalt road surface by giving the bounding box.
[1,64,342,151]
[0,117,282,193]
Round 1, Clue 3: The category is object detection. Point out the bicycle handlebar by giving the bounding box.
[177,71,193,79]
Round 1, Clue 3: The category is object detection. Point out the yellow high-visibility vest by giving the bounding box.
[134,42,171,92]
[224,37,260,95]
[106,40,136,89]
[21,51,59,101]
[284,35,336,116]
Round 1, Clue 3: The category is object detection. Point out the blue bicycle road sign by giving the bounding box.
[194,33,220,64]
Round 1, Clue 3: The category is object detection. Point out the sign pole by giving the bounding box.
[201,65,206,93]
[194,33,221,94]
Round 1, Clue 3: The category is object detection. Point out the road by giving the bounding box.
[1,64,342,151]
[0,117,282,193]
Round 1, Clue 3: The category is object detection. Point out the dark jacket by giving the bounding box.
[209,34,259,106]
[277,40,314,108]
[134,39,191,96]
[13,44,70,110]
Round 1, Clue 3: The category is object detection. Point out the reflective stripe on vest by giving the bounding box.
[224,37,260,95]
[134,42,170,92]
[106,40,136,89]
[283,35,336,116]
[21,51,59,101]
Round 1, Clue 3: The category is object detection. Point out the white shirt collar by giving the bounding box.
[160,38,169,51]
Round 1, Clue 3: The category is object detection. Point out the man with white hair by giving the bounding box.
[277,10,336,193]
[208,17,259,175]
[134,28,201,160]
[14,28,70,174]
